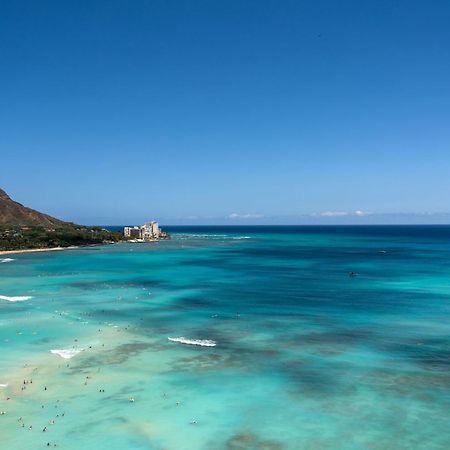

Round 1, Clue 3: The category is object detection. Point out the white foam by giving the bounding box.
[0,258,15,263]
[168,337,217,347]
[175,234,227,239]
[0,295,33,302]
[189,234,227,238]
[0,384,8,388]
[50,349,83,359]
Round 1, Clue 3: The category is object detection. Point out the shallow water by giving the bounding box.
[1,226,450,449]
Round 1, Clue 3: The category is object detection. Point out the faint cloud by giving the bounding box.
[312,210,372,217]
[228,212,264,220]
[318,211,349,217]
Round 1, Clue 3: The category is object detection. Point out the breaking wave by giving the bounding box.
[168,337,217,347]
[50,349,83,359]
[0,295,33,302]
[175,234,227,240]
[188,234,227,238]
[0,258,15,263]
[175,234,251,241]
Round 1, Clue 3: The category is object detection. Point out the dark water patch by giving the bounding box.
[260,314,338,332]
[175,296,217,309]
[377,336,450,370]
[65,415,130,444]
[67,279,166,291]
[285,363,342,396]
[308,347,346,357]
[359,368,450,399]
[166,353,228,372]
[111,415,129,424]
[296,328,375,346]
[177,257,227,268]
[79,304,177,324]
[31,337,54,345]
[85,308,138,319]
[65,276,450,331]
[225,432,284,450]
[211,286,370,314]
[102,386,146,402]
[163,338,282,375]
[71,414,126,430]
[114,385,146,396]
[215,244,413,262]
[211,243,450,282]
[69,342,153,370]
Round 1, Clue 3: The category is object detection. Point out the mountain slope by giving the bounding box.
[0,188,125,251]
[0,188,67,227]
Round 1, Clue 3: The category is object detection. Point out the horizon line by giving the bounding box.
[92,223,450,227]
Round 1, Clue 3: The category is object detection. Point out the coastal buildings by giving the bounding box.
[123,226,140,239]
[123,221,168,242]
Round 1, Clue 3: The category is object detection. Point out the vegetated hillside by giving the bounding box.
[0,188,123,250]
[0,188,66,227]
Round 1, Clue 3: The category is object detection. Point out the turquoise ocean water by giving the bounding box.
[1,225,450,449]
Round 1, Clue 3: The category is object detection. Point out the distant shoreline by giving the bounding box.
[0,239,165,256]
[0,246,79,256]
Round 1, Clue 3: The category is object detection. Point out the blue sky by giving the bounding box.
[1,0,449,225]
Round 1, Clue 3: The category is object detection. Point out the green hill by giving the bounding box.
[0,188,123,251]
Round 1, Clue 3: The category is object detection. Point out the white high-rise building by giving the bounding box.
[124,221,161,241]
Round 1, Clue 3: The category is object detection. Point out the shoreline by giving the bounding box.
[0,239,166,256]
[0,245,79,256]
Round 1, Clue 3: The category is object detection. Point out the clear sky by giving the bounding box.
[1,0,449,225]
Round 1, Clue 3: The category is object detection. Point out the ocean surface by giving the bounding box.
[1,225,450,450]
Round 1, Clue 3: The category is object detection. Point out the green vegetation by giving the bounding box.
[0,224,124,251]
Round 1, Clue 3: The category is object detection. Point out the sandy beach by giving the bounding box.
[0,246,79,256]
